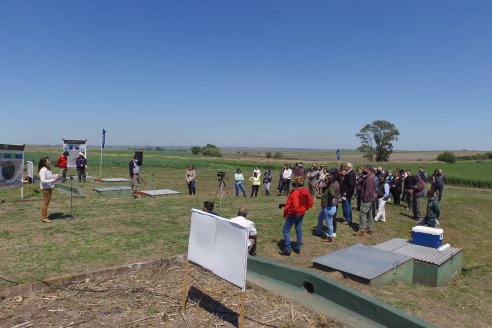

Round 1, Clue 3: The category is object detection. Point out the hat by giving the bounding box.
[78,152,84,156]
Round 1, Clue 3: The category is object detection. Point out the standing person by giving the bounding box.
[353,165,376,237]
[355,167,364,211]
[412,175,425,221]
[186,164,196,195]
[38,157,60,223]
[234,168,247,197]
[315,173,337,242]
[230,207,257,256]
[429,169,438,195]
[56,151,69,182]
[306,163,319,196]
[375,175,390,222]
[403,170,416,211]
[75,152,87,182]
[341,162,356,225]
[280,164,292,195]
[294,162,306,182]
[253,166,261,178]
[435,169,447,202]
[391,170,402,206]
[249,172,260,197]
[129,155,140,199]
[279,177,314,255]
[276,165,286,193]
[263,167,272,196]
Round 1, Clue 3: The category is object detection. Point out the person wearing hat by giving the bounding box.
[75,152,87,182]
[56,151,69,182]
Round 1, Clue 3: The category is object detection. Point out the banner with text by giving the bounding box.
[0,144,25,189]
[62,139,87,168]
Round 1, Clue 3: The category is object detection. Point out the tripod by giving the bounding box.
[215,175,228,211]
[66,176,83,221]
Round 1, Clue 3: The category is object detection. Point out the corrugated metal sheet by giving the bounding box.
[374,238,461,266]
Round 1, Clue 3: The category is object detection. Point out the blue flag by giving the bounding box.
[102,129,106,149]
[336,148,340,161]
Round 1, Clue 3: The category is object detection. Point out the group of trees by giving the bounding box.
[191,144,222,157]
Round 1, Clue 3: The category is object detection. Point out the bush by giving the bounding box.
[265,152,272,158]
[190,146,201,155]
[201,147,222,157]
[273,152,283,159]
[437,151,456,163]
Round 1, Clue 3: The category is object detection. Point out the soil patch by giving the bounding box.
[1,257,348,327]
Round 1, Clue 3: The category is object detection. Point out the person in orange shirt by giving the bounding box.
[279,177,314,256]
[56,151,69,182]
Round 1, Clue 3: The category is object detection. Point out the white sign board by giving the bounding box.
[62,139,87,168]
[187,209,249,291]
[27,161,34,183]
[0,144,25,189]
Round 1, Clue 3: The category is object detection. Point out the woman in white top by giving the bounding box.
[234,168,247,197]
[38,157,60,223]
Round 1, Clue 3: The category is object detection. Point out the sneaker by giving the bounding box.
[292,248,301,254]
[342,221,352,225]
[279,249,291,256]
[352,230,365,237]
[332,233,336,238]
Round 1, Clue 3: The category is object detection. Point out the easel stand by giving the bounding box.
[181,260,246,328]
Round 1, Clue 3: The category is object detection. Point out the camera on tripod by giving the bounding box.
[217,171,226,181]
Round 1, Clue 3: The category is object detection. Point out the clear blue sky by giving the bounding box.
[1,1,491,150]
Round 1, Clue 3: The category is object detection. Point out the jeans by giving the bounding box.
[342,196,353,222]
[77,168,86,182]
[413,196,423,220]
[250,185,259,197]
[235,182,247,197]
[316,206,336,238]
[436,186,444,202]
[359,201,374,232]
[263,181,271,196]
[283,214,304,251]
[187,180,195,195]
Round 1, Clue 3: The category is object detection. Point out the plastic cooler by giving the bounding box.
[411,226,443,248]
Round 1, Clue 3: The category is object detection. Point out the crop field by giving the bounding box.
[1,146,491,327]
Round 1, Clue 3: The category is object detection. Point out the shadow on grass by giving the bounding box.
[48,212,76,220]
[187,286,239,327]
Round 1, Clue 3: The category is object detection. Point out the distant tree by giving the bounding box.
[265,152,272,158]
[273,152,283,159]
[242,151,249,156]
[191,146,201,155]
[437,151,456,163]
[356,120,399,162]
[201,144,222,157]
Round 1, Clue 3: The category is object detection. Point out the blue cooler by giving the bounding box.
[411,226,443,248]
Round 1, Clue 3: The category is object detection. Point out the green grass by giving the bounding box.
[1,147,492,327]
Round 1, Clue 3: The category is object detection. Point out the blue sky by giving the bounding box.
[1,1,491,150]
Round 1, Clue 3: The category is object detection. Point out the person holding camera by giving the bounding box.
[279,177,314,256]
[234,168,247,197]
[38,157,61,223]
[186,164,196,195]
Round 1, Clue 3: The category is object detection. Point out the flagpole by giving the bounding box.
[100,129,103,178]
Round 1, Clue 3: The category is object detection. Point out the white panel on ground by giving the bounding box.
[141,189,180,196]
[214,219,248,290]
[100,178,130,182]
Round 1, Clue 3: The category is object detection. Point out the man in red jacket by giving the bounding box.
[279,176,314,256]
[56,151,69,182]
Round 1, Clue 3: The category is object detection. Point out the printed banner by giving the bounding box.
[62,139,87,168]
[0,144,25,189]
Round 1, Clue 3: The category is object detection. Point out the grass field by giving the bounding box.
[1,147,491,327]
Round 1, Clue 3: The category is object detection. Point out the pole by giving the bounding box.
[239,291,246,328]
[181,260,190,312]
[99,142,103,178]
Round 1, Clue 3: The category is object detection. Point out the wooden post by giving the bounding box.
[181,260,190,312]
[239,291,246,328]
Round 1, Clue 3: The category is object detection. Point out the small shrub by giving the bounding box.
[273,152,283,159]
[437,151,456,163]
[265,152,272,158]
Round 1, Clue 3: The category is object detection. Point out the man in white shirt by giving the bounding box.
[230,207,257,256]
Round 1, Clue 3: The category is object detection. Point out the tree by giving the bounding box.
[190,146,201,155]
[356,120,400,162]
[437,151,456,163]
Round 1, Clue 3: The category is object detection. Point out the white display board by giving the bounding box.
[187,209,249,291]
[0,144,25,189]
[62,139,87,168]
[27,161,34,181]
